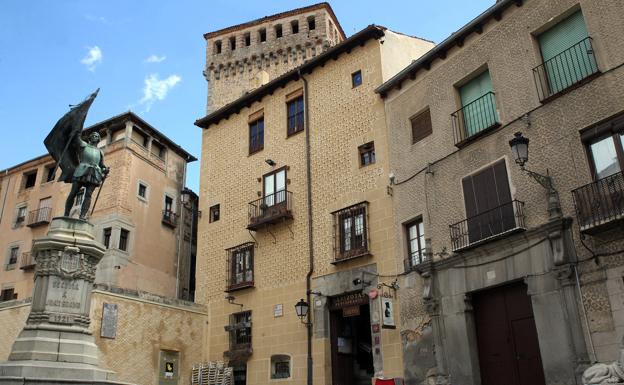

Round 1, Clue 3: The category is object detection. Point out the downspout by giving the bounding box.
[299,68,314,385]
[175,160,189,299]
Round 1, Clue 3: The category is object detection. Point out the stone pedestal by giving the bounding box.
[0,218,133,385]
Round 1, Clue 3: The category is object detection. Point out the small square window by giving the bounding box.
[24,171,37,189]
[290,20,299,34]
[358,142,375,167]
[209,204,220,223]
[410,108,433,144]
[259,28,267,43]
[275,25,282,39]
[138,183,148,199]
[0,287,16,302]
[352,70,362,88]
[103,227,112,249]
[271,355,291,379]
[119,229,129,251]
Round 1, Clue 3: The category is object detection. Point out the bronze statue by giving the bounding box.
[44,89,108,220]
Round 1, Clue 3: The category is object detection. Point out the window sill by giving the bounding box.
[226,282,254,292]
[248,148,264,156]
[332,252,372,265]
[286,128,304,138]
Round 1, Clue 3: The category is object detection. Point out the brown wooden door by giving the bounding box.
[473,282,545,385]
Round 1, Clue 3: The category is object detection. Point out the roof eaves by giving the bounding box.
[375,0,522,96]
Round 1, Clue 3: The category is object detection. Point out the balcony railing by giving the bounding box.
[450,200,526,252]
[20,252,35,270]
[452,92,500,146]
[247,190,293,231]
[162,210,178,228]
[27,207,52,227]
[572,171,624,234]
[533,37,598,101]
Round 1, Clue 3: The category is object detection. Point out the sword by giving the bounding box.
[89,171,108,217]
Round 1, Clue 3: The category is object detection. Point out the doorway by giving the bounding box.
[329,294,374,385]
[472,281,546,385]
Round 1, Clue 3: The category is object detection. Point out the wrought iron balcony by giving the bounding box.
[247,190,293,231]
[533,37,598,101]
[572,171,624,234]
[27,207,52,227]
[20,252,35,270]
[450,200,526,252]
[452,92,500,146]
[162,210,178,228]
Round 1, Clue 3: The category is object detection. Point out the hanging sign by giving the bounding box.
[381,297,396,329]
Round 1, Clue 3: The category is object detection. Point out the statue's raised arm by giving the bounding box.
[44,89,108,220]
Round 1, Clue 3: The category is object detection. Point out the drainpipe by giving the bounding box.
[299,68,314,385]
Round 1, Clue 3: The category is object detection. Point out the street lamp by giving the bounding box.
[509,132,561,220]
[295,298,309,324]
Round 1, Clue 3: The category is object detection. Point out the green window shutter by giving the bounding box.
[538,11,597,95]
[458,71,498,139]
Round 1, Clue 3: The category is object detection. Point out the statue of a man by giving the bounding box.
[63,131,108,219]
[44,89,108,220]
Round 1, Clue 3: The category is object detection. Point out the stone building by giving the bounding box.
[0,112,205,384]
[376,0,624,384]
[196,1,434,380]
[203,2,345,113]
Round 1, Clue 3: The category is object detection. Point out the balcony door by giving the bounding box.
[459,70,498,138]
[37,197,52,222]
[462,159,514,244]
[263,168,286,207]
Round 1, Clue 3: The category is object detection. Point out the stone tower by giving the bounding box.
[203,2,345,113]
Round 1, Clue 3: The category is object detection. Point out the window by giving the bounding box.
[333,202,369,261]
[0,288,16,302]
[287,95,304,136]
[271,355,291,379]
[259,28,266,42]
[228,310,252,350]
[307,16,316,31]
[455,70,499,141]
[209,204,220,223]
[226,243,254,291]
[103,228,112,249]
[406,219,426,268]
[7,246,19,269]
[263,168,286,207]
[290,20,299,34]
[410,108,433,144]
[244,32,251,46]
[164,196,173,212]
[275,24,282,38]
[138,183,147,199]
[214,40,222,54]
[536,10,597,99]
[460,159,516,245]
[119,229,129,251]
[358,142,375,166]
[249,118,264,154]
[229,36,236,51]
[352,70,362,88]
[45,164,56,183]
[15,206,26,226]
[24,171,37,189]
[587,133,624,180]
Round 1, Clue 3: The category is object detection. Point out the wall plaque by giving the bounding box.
[100,303,118,339]
[381,297,396,329]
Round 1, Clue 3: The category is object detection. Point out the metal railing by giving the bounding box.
[162,210,178,227]
[452,92,499,146]
[27,207,52,227]
[227,311,252,351]
[572,171,624,233]
[533,37,598,101]
[248,190,293,230]
[450,200,526,251]
[20,252,35,270]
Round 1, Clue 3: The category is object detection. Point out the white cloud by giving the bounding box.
[81,46,102,72]
[139,73,181,112]
[145,55,167,63]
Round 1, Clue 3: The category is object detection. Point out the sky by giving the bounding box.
[0,0,495,192]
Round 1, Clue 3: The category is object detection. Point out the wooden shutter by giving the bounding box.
[411,108,432,143]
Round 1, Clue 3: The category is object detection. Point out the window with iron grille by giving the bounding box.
[406,218,426,269]
[0,288,16,302]
[287,96,304,136]
[333,202,369,261]
[249,118,264,154]
[228,311,252,350]
[226,243,254,291]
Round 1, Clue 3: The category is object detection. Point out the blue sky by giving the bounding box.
[0,0,494,192]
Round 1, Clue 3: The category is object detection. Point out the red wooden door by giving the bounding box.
[473,282,546,385]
